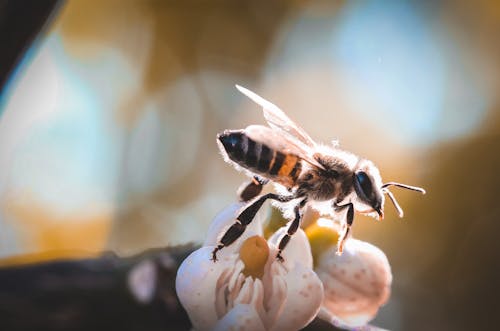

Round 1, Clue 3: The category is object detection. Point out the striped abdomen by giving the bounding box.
[217,130,302,187]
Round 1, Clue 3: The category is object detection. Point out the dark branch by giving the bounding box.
[0,245,196,331]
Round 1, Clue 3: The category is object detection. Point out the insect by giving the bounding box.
[211,85,425,262]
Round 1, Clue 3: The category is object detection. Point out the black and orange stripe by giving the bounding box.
[218,130,302,186]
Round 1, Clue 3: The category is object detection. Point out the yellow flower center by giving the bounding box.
[239,235,269,279]
[305,219,340,267]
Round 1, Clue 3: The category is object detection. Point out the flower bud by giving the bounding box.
[315,239,392,328]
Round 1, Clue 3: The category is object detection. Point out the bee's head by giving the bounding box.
[352,160,385,220]
[353,160,426,219]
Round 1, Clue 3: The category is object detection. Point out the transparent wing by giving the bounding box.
[244,125,325,170]
[236,85,318,148]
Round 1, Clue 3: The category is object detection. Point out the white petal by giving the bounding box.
[204,202,245,246]
[270,264,324,331]
[204,202,265,252]
[316,239,392,328]
[127,259,157,304]
[268,226,313,269]
[213,304,266,331]
[176,246,237,331]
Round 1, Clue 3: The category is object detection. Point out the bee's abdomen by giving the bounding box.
[217,130,301,186]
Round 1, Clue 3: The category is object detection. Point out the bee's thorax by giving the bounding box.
[297,154,354,201]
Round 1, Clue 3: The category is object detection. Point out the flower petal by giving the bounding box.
[204,202,265,252]
[204,202,245,246]
[316,239,392,328]
[213,304,266,331]
[268,225,313,269]
[270,263,324,331]
[176,246,237,330]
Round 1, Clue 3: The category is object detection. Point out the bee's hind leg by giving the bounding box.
[334,202,354,255]
[237,176,269,202]
[276,198,307,262]
[211,192,294,262]
[211,223,246,262]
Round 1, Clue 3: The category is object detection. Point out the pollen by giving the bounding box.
[305,219,340,267]
[239,235,269,279]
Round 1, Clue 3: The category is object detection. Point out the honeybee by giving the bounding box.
[211,85,425,262]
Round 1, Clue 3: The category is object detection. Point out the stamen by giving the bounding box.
[239,236,269,279]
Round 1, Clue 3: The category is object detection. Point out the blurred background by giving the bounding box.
[0,1,499,330]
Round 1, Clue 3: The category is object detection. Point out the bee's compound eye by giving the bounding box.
[355,171,373,201]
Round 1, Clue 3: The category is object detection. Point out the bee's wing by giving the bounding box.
[236,85,318,148]
[245,125,325,170]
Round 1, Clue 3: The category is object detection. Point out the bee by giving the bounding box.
[211,85,425,262]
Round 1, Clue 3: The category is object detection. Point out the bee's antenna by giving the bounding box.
[381,182,425,218]
[381,182,426,194]
[382,188,404,218]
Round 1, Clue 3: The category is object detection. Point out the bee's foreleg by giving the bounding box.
[276,198,307,262]
[211,192,295,262]
[237,176,269,202]
[334,202,354,255]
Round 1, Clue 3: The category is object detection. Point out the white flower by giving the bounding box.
[176,202,324,331]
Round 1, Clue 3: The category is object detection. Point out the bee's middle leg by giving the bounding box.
[334,202,354,255]
[211,192,295,262]
[276,198,307,262]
